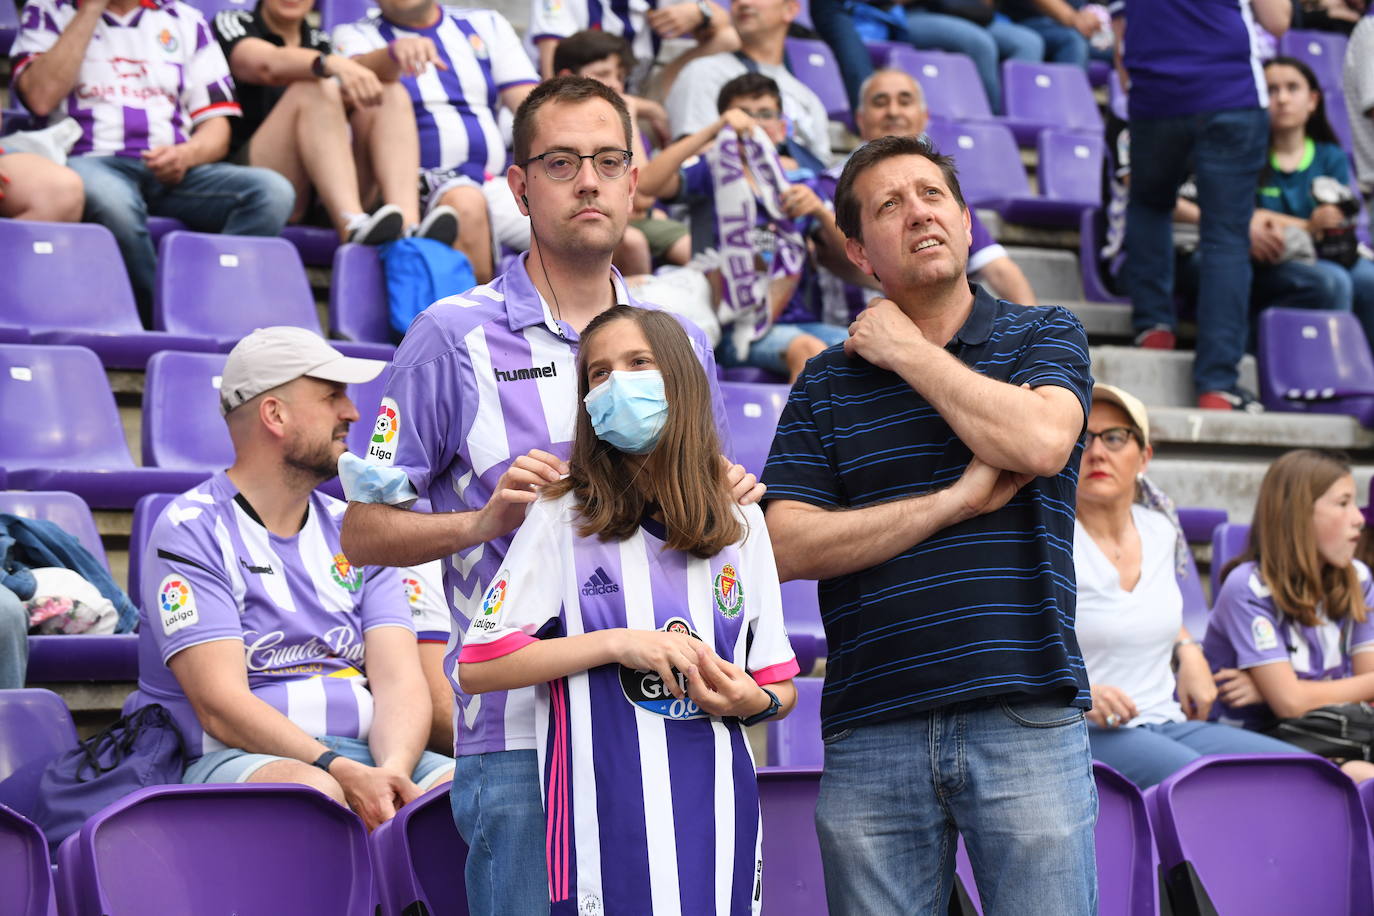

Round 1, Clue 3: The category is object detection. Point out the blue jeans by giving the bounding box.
[904,10,1045,113]
[1252,259,1353,312]
[718,320,849,376]
[1014,15,1090,68]
[810,0,873,111]
[451,750,548,916]
[816,697,1098,915]
[0,586,26,690]
[1315,257,1374,345]
[66,155,294,322]
[1087,719,1303,789]
[1124,108,1270,394]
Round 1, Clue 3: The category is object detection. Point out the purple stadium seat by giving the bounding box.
[1087,58,1112,89]
[0,0,19,56]
[1176,506,1227,546]
[177,0,254,17]
[0,325,32,344]
[1077,208,1129,305]
[780,579,826,675]
[1328,87,1354,154]
[867,46,995,124]
[1278,30,1347,93]
[281,225,341,267]
[0,689,78,817]
[370,783,469,916]
[56,784,377,916]
[1093,762,1160,916]
[25,636,138,683]
[1000,60,1102,146]
[0,803,53,916]
[154,231,393,359]
[925,120,1087,227]
[756,767,826,915]
[0,220,218,369]
[1108,69,1128,122]
[145,215,184,249]
[142,351,233,472]
[721,366,786,384]
[129,493,178,602]
[330,243,391,345]
[1036,129,1104,210]
[0,344,212,509]
[0,490,107,567]
[0,107,39,137]
[1150,755,1373,915]
[1359,778,1374,840]
[1209,522,1250,600]
[953,837,980,914]
[318,0,379,29]
[765,676,822,767]
[1177,549,1209,639]
[720,381,789,478]
[785,38,854,131]
[1257,308,1374,423]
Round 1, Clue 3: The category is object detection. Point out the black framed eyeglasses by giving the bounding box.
[1084,426,1143,451]
[521,149,632,181]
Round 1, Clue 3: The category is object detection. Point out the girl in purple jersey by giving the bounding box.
[459,305,799,915]
[1204,449,1374,781]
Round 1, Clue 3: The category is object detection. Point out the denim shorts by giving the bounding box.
[718,321,849,376]
[183,734,455,790]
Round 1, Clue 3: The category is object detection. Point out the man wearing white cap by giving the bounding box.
[124,327,455,831]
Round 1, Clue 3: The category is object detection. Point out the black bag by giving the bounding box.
[22,704,186,852]
[1268,702,1374,762]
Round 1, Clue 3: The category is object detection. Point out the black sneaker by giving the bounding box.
[346,204,405,245]
[414,205,460,247]
[1197,387,1264,413]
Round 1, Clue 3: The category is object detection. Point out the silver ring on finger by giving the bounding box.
[1105,713,1121,728]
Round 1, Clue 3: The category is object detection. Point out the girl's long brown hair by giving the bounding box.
[545,306,743,558]
[1224,449,1366,627]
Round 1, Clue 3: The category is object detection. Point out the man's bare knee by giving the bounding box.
[247,758,347,804]
[282,76,345,109]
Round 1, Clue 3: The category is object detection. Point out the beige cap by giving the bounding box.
[1092,383,1150,444]
[219,327,385,415]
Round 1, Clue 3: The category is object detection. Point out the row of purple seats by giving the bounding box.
[0,345,212,508]
[147,215,340,268]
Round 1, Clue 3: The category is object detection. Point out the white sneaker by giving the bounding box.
[414,205,460,246]
[346,204,405,245]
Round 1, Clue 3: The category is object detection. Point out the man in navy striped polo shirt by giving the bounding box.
[763,134,1097,915]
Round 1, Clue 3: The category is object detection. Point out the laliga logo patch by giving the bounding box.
[402,576,422,606]
[157,28,178,52]
[329,553,363,592]
[619,617,708,720]
[714,563,744,619]
[1251,616,1279,651]
[367,398,400,466]
[473,572,508,631]
[158,574,198,635]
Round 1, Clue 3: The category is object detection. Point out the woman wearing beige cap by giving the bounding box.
[1073,384,1300,787]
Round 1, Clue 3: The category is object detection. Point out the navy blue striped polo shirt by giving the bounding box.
[763,285,1094,735]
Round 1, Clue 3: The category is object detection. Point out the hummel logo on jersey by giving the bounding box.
[493,362,557,383]
[581,567,620,596]
[239,558,275,575]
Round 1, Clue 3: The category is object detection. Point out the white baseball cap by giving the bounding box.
[219,326,386,415]
[1092,383,1150,445]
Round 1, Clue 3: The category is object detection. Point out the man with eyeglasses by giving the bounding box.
[339,76,763,916]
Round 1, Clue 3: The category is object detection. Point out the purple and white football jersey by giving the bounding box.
[12,0,240,158]
[402,559,450,643]
[1204,560,1374,729]
[126,472,413,761]
[364,254,730,757]
[331,7,537,181]
[460,493,798,915]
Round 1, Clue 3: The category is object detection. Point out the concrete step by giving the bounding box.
[1148,406,1374,453]
[1148,457,1374,524]
[1064,300,1132,340]
[1089,345,1260,408]
[1003,245,1084,303]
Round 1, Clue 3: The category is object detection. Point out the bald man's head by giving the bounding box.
[856,68,927,142]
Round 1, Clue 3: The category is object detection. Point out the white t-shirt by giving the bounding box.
[1074,505,1185,727]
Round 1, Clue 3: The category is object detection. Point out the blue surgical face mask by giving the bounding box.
[583,370,668,454]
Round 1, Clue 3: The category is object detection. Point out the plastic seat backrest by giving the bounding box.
[719,381,789,479]
[882,47,993,122]
[924,119,1031,201]
[128,493,180,602]
[1002,60,1103,135]
[142,351,233,471]
[0,490,108,568]
[1037,129,1104,206]
[0,220,142,335]
[330,244,391,345]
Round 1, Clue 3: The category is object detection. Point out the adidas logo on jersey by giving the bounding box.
[581,567,620,596]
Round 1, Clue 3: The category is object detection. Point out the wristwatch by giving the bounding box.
[739,686,781,726]
[312,749,340,772]
[696,0,713,29]
[311,51,330,78]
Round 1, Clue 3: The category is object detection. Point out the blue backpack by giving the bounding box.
[379,238,477,340]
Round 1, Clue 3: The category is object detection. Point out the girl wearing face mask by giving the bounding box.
[1204,449,1374,782]
[1073,386,1301,788]
[457,305,799,916]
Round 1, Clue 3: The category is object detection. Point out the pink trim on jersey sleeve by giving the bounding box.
[752,658,801,686]
[458,631,538,663]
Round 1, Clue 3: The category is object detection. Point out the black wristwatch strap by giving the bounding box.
[312,749,340,772]
[311,51,329,78]
[739,686,781,727]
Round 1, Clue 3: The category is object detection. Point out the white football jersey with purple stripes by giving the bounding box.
[12,0,240,158]
[460,493,798,915]
[331,6,537,181]
[127,472,414,761]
